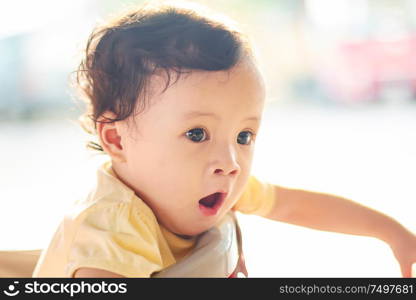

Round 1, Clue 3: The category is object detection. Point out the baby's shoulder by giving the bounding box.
[67,192,159,233]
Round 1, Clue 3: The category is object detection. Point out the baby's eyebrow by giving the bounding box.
[243,116,260,122]
[183,111,220,120]
[183,111,259,122]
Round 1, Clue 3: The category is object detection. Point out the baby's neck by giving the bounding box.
[175,233,193,240]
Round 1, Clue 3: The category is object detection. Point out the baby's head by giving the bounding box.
[77,1,265,237]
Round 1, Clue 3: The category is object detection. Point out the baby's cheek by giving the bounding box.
[237,169,251,191]
[229,197,240,212]
[229,177,249,207]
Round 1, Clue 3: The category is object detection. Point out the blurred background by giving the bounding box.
[1,0,415,277]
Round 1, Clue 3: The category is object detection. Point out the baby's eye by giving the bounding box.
[185,128,208,143]
[237,131,254,145]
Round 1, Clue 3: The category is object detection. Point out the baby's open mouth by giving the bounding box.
[198,192,226,216]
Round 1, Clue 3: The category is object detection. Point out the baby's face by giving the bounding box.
[114,60,265,236]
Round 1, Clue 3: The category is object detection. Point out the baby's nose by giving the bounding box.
[210,148,241,176]
[213,166,239,176]
[210,143,241,176]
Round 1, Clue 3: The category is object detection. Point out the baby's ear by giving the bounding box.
[96,112,126,163]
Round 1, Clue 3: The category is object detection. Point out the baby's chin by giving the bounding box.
[162,207,232,237]
[171,224,211,238]
[167,220,218,238]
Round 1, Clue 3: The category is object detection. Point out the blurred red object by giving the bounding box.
[316,36,416,103]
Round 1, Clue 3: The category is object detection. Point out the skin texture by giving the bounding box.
[99,59,265,238]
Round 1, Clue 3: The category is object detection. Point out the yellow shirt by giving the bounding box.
[32,161,275,277]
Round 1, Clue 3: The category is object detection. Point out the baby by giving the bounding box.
[32,1,416,278]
